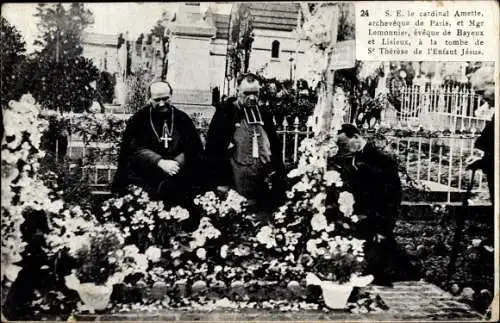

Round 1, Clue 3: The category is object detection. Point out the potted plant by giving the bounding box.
[64,223,148,312]
[253,138,374,309]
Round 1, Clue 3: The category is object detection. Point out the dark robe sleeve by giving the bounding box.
[357,146,402,236]
[261,107,286,204]
[129,137,163,169]
[262,108,284,175]
[475,118,493,152]
[474,118,494,175]
[204,102,236,188]
[112,109,164,195]
[177,112,204,184]
[112,113,138,194]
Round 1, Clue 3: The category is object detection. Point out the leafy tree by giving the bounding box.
[25,55,99,113]
[97,71,116,104]
[0,16,27,105]
[33,3,94,60]
[337,3,355,41]
[259,77,316,127]
[124,65,154,113]
[227,3,254,81]
[150,11,175,80]
[27,3,99,112]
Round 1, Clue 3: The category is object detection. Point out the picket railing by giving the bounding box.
[385,134,489,203]
[381,85,491,132]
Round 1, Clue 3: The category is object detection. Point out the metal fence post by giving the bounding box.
[282,118,288,162]
[293,117,299,163]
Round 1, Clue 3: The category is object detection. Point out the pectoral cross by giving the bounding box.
[252,129,260,158]
[161,134,173,149]
[161,119,174,149]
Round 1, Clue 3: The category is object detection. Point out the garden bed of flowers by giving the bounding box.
[2,95,391,320]
[395,204,494,314]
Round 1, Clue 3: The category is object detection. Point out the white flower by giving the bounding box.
[350,215,359,223]
[338,191,355,217]
[471,239,482,247]
[292,180,310,192]
[220,245,228,259]
[123,244,140,255]
[287,168,303,178]
[170,206,189,221]
[310,155,327,169]
[67,234,90,257]
[145,246,162,263]
[113,198,123,209]
[349,238,365,255]
[310,213,328,231]
[233,244,251,257]
[158,210,170,220]
[46,200,64,214]
[256,226,277,249]
[306,239,318,256]
[311,192,326,210]
[196,248,207,260]
[171,250,182,258]
[189,232,206,250]
[324,170,342,187]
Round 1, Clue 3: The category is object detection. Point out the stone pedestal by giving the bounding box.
[166,18,216,119]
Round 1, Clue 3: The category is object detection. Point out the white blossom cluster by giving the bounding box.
[194,190,247,218]
[219,190,247,217]
[64,223,151,288]
[166,206,190,222]
[306,234,364,261]
[193,191,220,215]
[101,186,190,238]
[44,205,97,257]
[256,226,277,249]
[117,244,149,280]
[1,94,55,283]
[189,217,221,250]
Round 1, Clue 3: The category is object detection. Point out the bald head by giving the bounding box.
[150,81,173,110]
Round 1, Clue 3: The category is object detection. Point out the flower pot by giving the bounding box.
[75,283,113,311]
[306,273,374,310]
[320,281,354,309]
[65,273,114,312]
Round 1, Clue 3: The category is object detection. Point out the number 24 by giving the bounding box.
[361,10,369,17]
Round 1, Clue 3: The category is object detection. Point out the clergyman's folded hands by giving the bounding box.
[158,159,180,176]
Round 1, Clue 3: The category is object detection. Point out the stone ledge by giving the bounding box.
[111,280,305,304]
[74,281,483,321]
[169,23,216,38]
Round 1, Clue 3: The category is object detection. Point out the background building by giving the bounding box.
[80,3,309,116]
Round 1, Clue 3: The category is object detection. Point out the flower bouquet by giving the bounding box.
[100,185,190,251]
[63,223,148,312]
[1,95,50,285]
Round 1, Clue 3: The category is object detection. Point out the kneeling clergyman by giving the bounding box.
[112,81,203,209]
[205,73,285,210]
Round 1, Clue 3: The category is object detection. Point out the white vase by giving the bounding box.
[75,283,113,311]
[306,273,374,309]
[319,281,354,309]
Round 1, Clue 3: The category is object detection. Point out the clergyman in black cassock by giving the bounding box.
[330,124,421,286]
[204,74,285,210]
[112,81,203,210]
[468,115,495,205]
